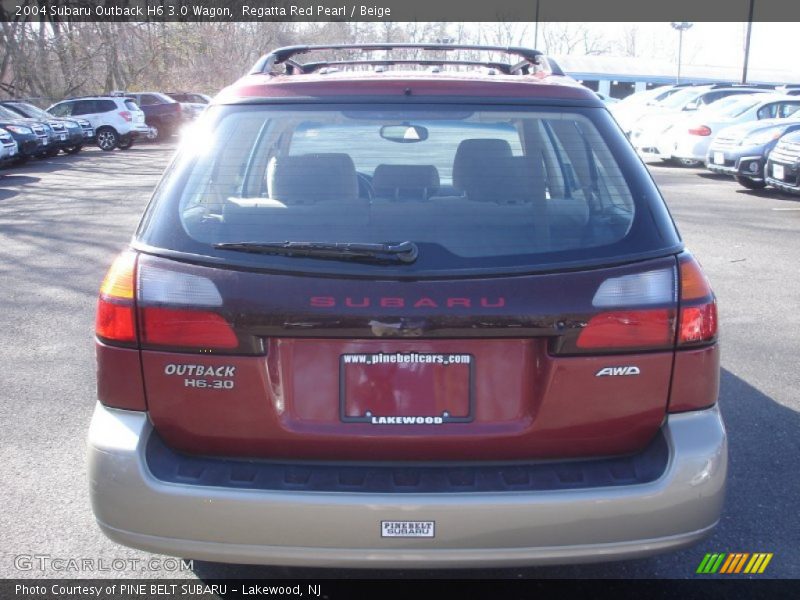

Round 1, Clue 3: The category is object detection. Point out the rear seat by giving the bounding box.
[268,153,359,204]
[371,164,440,201]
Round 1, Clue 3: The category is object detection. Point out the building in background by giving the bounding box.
[554,55,800,99]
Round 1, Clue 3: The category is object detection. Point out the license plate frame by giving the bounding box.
[339,352,475,424]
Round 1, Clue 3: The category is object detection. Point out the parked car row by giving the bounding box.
[0,101,89,165]
[0,91,211,165]
[612,82,800,195]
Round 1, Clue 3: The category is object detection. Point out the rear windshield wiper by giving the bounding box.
[213,240,419,264]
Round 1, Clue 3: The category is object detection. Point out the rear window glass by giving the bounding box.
[124,100,139,111]
[95,100,116,112]
[704,95,759,118]
[137,104,679,276]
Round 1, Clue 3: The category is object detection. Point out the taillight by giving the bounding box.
[96,252,137,345]
[688,125,712,136]
[563,267,678,354]
[678,255,717,346]
[141,308,238,349]
[577,310,674,349]
[137,263,238,352]
[118,111,132,122]
[96,254,240,352]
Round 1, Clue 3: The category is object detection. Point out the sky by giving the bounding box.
[471,22,800,73]
[598,22,799,70]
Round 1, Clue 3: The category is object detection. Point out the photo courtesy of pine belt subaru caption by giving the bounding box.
[88,43,726,568]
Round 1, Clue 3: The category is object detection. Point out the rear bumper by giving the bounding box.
[634,145,672,162]
[671,138,710,162]
[129,124,152,138]
[88,403,727,567]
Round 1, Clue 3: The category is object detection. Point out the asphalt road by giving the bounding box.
[0,146,798,581]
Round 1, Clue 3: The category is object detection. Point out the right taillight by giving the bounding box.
[678,255,718,346]
[567,266,678,354]
[576,309,674,350]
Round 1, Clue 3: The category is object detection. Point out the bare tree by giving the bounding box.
[616,25,639,57]
[540,23,611,56]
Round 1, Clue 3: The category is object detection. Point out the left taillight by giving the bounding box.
[96,251,138,345]
[137,261,239,352]
[98,254,241,353]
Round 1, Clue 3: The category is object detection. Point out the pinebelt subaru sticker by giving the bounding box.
[381,521,435,538]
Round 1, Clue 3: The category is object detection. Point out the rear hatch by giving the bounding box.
[114,100,690,461]
[124,99,146,125]
[132,254,678,461]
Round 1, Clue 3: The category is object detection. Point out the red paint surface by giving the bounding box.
[669,344,720,413]
[96,340,146,411]
[143,340,673,460]
[217,73,596,104]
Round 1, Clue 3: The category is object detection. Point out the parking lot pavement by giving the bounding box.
[0,148,798,580]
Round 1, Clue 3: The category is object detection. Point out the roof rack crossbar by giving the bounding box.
[299,59,522,75]
[252,43,545,75]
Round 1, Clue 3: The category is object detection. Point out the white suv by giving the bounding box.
[47,96,150,151]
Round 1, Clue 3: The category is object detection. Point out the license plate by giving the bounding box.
[42,139,47,145]
[59,134,66,141]
[773,164,785,180]
[340,352,474,424]
[381,521,435,538]
[714,152,725,165]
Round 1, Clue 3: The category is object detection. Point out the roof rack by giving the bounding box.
[249,44,556,77]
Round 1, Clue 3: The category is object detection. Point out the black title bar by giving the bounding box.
[2,0,800,22]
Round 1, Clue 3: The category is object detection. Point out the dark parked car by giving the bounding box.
[765,129,800,194]
[1,100,94,154]
[165,92,211,120]
[706,115,800,189]
[89,44,725,568]
[115,92,182,140]
[0,105,50,164]
[0,128,19,166]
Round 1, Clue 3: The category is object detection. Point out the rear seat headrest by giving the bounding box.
[372,164,440,200]
[452,138,513,192]
[269,153,358,204]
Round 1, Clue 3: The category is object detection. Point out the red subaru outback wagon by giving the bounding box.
[89,44,726,567]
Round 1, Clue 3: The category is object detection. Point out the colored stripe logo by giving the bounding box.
[696,553,773,574]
